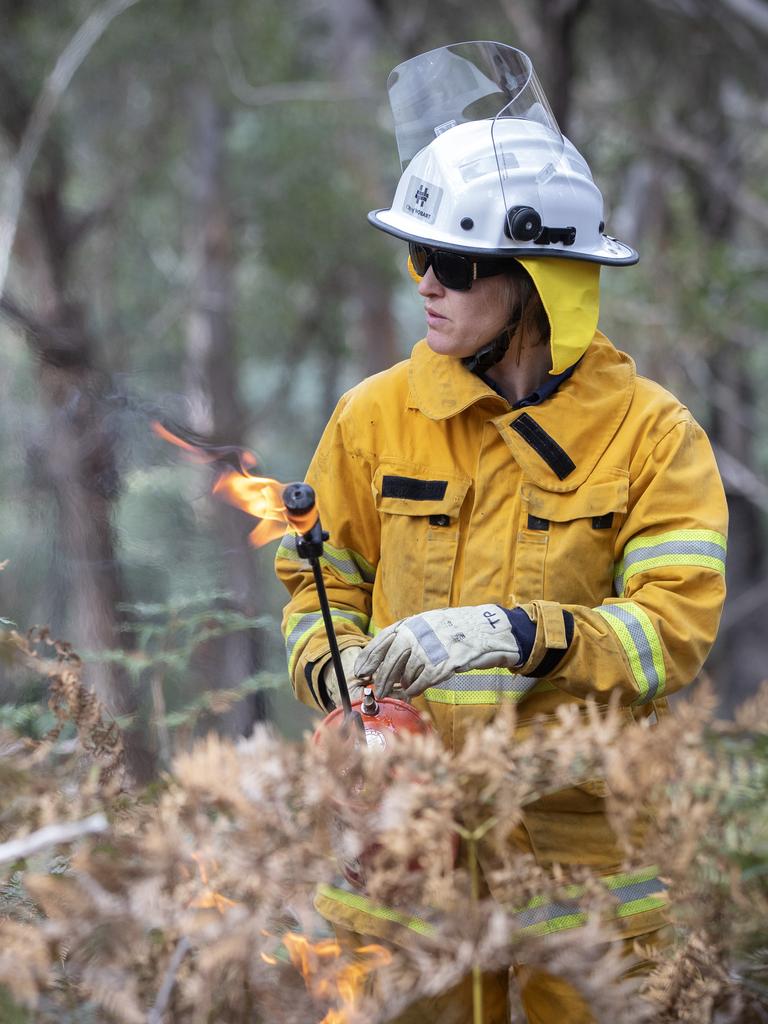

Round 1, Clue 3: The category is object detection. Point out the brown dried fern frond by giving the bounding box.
[15,627,125,786]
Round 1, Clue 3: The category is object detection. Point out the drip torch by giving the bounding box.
[282,481,434,752]
[282,482,363,732]
[281,486,445,890]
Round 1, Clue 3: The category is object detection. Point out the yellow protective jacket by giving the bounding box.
[276,330,727,942]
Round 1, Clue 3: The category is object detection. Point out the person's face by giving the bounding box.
[417,265,511,357]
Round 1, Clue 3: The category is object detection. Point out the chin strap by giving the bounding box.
[462,328,511,374]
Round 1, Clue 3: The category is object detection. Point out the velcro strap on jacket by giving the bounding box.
[511,413,576,480]
[538,601,568,650]
[381,475,448,501]
[515,601,573,678]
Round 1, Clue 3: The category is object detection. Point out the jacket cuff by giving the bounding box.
[515,600,574,677]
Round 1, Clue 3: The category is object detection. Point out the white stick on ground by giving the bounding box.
[0,813,109,864]
[147,936,192,1024]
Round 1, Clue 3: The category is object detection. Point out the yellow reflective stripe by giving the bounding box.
[317,866,666,940]
[623,528,726,556]
[316,884,434,936]
[602,865,659,889]
[505,875,667,934]
[616,896,667,918]
[626,553,725,580]
[617,529,726,589]
[596,602,666,703]
[284,608,369,675]
[519,912,587,937]
[424,673,556,706]
[277,532,376,585]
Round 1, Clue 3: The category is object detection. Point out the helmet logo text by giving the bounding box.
[403,176,444,223]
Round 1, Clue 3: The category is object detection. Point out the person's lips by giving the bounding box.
[425,306,447,327]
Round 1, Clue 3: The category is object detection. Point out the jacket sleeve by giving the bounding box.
[516,415,728,706]
[275,396,380,711]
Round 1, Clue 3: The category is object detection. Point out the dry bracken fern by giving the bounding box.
[0,642,766,1022]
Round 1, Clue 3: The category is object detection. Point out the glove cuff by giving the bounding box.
[515,601,574,677]
[501,606,536,664]
[313,641,368,713]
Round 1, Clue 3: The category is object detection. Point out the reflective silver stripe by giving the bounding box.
[424,671,541,705]
[513,899,584,930]
[277,533,376,585]
[596,602,665,703]
[514,872,663,929]
[624,539,725,571]
[407,616,449,665]
[614,529,726,594]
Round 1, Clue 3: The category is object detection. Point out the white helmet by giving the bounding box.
[369,41,637,267]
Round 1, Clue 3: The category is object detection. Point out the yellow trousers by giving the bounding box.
[337,927,668,1023]
[389,960,617,1023]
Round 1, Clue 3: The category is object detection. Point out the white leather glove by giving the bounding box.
[354,605,521,698]
[320,646,368,710]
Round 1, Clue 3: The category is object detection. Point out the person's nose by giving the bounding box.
[417,265,444,298]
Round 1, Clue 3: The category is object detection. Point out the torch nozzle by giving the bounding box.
[361,687,379,717]
[282,482,319,535]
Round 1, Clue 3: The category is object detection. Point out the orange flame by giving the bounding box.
[262,932,391,1023]
[188,852,238,913]
[153,421,315,547]
[212,471,288,547]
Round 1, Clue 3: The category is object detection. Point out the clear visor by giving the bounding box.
[387,41,564,171]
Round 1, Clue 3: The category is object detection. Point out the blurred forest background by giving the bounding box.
[1,0,766,780]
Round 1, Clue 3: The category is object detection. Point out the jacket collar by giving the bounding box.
[408,332,636,492]
[408,339,508,420]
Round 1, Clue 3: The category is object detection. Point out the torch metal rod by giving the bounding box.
[310,558,364,732]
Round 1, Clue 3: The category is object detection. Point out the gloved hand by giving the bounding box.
[354,605,521,698]
[320,646,369,711]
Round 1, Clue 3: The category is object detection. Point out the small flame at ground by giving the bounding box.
[188,852,237,913]
[262,932,392,1023]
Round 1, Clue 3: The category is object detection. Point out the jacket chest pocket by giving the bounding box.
[514,473,628,606]
[372,464,470,622]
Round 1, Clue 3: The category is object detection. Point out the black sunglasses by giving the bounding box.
[408,243,509,291]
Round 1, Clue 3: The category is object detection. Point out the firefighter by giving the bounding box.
[276,41,728,1023]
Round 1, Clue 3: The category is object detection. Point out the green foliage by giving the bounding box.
[83,592,283,759]
[0,701,58,740]
[94,595,273,676]
[0,987,31,1024]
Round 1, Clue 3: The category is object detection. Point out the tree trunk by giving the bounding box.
[0,181,155,782]
[669,61,764,713]
[183,83,268,737]
[537,0,591,133]
[316,0,400,378]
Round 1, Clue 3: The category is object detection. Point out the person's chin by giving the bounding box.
[426,328,463,356]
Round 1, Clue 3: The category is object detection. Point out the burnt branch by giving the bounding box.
[0,292,94,367]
